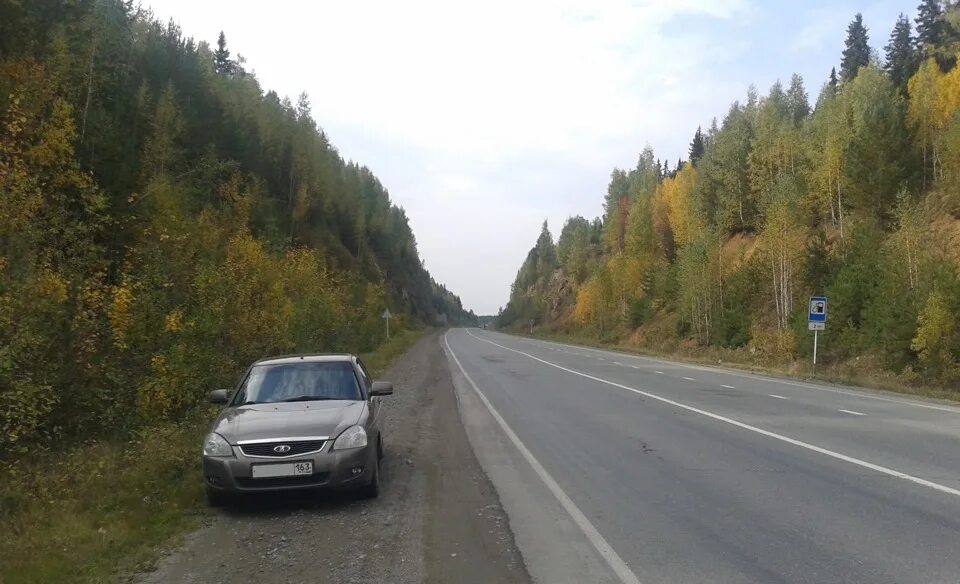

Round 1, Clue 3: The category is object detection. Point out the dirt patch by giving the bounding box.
[133,331,530,584]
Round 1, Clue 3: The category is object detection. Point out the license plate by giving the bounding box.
[251,461,313,478]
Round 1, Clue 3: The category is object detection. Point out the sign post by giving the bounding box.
[382,308,392,339]
[528,318,535,334]
[807,296,827,369]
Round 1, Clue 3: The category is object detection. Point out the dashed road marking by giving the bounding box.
[462,328,960,501]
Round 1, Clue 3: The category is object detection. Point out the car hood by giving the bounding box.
[210,401,365,444]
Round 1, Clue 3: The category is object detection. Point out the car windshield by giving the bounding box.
[234,361,361,404]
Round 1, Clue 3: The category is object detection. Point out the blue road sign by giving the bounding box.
[808,297,827,323]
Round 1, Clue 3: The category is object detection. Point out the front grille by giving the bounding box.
[239,440,326,458]
[236,473,330,490]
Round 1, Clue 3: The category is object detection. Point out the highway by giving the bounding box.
[442,328,960,584]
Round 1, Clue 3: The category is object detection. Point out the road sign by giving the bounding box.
[808,296,827,367]
[808,297,827,324]
[382,309,392,339]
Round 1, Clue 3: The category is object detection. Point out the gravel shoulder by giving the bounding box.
[134,331,530,584]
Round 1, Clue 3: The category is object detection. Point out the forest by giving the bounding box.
[0,0,474,455]
[500,2,960,388]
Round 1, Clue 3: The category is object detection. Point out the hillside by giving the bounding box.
[500,8,960,389]
[0,1,474,453]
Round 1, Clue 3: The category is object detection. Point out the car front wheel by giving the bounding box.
[359,456,380,499]
[205,486,230,507]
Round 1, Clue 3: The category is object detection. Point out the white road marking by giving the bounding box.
[682,376,696,381]
[721,384,737,389]
[654,371,665,375]
[597,357,606,361]
[613,361,623,366]
[444,333,643,584]
[631,365,641,369]
[464,329,960,500]
[508,333,960,414]
[839,409,866,416]
[769,394,789,400]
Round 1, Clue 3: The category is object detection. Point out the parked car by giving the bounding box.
[201,354,393,505]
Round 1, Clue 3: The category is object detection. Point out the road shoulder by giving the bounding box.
[135,330,529,584]
[442,329,623,584]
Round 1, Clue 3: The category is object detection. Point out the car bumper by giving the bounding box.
[203,443,375,495]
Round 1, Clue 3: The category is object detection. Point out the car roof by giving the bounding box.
[253,354,356,366]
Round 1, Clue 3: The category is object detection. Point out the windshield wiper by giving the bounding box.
[279,395,343,403]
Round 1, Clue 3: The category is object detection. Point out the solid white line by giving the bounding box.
[444,332,643,584]
[682,376,696,382]
[839,409,867,416]
[506,333,960,414]
[464,329,960,500]
[721,384,737,389]
[769,394,789,400]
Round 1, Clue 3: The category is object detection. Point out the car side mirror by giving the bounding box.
[370,381,393,397]
[208,389,230,404]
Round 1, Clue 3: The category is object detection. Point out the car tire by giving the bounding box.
[205,486,230,508]
[359,456,380,499]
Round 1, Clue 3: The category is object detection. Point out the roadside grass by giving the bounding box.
[511,328,960,404]
[0,327,429,584]
[360,327,430,376]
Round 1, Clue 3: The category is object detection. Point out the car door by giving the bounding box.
[356,359,380,433]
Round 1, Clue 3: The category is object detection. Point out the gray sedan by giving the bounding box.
[202,354,393,505]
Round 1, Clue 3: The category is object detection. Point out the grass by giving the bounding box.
[360,327,430,376]
[0,327,429,584]
[515,327,960,404]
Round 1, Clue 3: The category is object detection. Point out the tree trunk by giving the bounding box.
[80,44,96,144]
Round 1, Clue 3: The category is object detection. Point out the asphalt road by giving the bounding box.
[442,328,960,584]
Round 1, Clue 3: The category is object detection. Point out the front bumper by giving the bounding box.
[203,442,375,495]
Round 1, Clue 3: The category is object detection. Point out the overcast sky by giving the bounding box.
[146,0,910,315]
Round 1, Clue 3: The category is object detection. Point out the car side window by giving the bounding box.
[356,359,372,389]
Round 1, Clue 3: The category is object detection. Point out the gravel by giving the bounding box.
[133,331,531,584]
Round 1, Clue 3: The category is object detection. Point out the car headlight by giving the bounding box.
[202,432,233,457]
[333,425,367,450]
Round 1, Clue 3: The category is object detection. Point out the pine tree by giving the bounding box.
[885,14,917,89]
[915,0,944,58]
[786,74,810,124]
[214,31,232,74]
[829,67,839,91]
[689,126,705,166]
[841,14,871,83]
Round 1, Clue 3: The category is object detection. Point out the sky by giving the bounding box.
[145,0,912,315]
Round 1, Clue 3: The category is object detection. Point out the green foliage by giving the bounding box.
[688,126,705,166]
[885,14,918,90]
[841,13,871,83]
[0,3,471,454]
[916,0,945,58]
[912,284,960,382]
[502,9,960,390]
